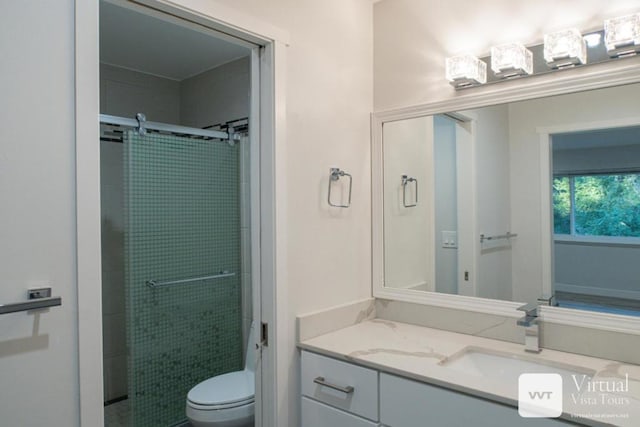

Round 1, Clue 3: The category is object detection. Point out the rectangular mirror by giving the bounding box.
[375,82,640,317]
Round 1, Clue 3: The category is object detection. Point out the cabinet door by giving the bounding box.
[380,373,577,427]
[302,397,379,427]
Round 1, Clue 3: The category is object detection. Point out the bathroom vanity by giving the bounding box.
[344,74,640,427]
[298,319,640,427]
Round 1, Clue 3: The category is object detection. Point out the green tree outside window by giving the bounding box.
[553,173,640,237]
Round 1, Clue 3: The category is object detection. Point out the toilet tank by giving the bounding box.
[245,321,256,372]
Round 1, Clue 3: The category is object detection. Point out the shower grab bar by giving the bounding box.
[0,288,62,315]
[402,175,418,208]
[147,271,236,289]
[328,167,353,208]
[480,232,518,243]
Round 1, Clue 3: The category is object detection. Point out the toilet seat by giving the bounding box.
[187,370,255,410]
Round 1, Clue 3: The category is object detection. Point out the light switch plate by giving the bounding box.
[442,231,458,248]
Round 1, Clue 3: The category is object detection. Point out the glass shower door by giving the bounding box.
[124,130,242,426]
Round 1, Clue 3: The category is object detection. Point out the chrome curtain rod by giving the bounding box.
[100,113,234,141]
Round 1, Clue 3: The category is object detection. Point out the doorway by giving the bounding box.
[550,125,640,317]
[99,2,254,425]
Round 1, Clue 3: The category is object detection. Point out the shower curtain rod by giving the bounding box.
[99,114,235,141]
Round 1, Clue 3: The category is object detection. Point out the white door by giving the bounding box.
[0,1,80,426]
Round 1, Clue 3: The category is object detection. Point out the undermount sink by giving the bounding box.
[439,346,596,383]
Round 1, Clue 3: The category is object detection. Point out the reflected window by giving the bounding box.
[553,173,640,237]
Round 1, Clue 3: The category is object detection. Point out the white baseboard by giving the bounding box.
[555,282,640,301]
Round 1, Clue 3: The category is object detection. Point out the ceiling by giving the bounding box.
[99,1,250,81]
[553,126,640,151]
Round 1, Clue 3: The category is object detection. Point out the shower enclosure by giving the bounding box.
[101,115,250,426]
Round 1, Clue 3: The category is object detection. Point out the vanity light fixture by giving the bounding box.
[491,43,533,78]
[604,13,640,57]
[544,28,587,68]
[446,10,640,90]
[445,55,487,88]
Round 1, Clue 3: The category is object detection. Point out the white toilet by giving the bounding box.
[186,322,256,427]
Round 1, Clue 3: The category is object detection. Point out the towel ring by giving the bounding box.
[328,167,352,208]
[402,174,418,208]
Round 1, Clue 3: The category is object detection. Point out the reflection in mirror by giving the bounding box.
[383,116,435,293]
[552,126,640,316]
[379,82,640,317]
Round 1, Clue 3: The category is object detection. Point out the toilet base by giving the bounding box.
[188,415,253,427]
[186,401,254,427]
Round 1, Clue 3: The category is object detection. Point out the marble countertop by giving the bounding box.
[299,319,640,427]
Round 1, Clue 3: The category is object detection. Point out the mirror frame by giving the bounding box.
[372,59,640,335]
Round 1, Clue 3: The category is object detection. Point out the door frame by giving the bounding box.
[74,1,288,425]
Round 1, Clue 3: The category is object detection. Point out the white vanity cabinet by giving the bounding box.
[379,373,575,427]
[301,351,379,426]
[301,350,580,427]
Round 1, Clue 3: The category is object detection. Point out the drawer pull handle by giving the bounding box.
[313,376,355,394]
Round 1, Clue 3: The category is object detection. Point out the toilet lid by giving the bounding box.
[188,370,255,407]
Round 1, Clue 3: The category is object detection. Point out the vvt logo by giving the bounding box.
[518,373,563,418]
[528,391,555,400]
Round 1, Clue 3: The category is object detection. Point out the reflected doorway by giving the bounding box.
[551,125,640,317]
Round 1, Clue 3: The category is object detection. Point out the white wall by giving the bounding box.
[0,1,80,426]
[208,0,373,308]
[554,242,640,300]
[374,0,640,110]
[433,116,458,294]
[553,144,640,173]
[508,83,640,303]
[180,57,250,128]
[100,63,181,123]
[470,105,512,301]
[383,117,434,291]
[209,2,373,425]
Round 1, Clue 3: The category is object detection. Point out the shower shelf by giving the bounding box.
[146,271,236,289]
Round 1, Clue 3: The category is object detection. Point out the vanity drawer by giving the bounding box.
[301,351,379,421]
[302,397,378,427]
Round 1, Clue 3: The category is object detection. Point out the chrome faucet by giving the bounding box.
[517,303,541,353]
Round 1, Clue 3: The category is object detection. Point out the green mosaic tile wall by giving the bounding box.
[124,131,242,426]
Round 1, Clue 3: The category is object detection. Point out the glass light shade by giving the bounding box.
[604,13,640,56]
[544,28,586,67]
[445,55,487,88]
[491,43,533,77]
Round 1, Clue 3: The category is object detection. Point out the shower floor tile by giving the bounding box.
[104,399,192,427]
[105,399,130,427]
